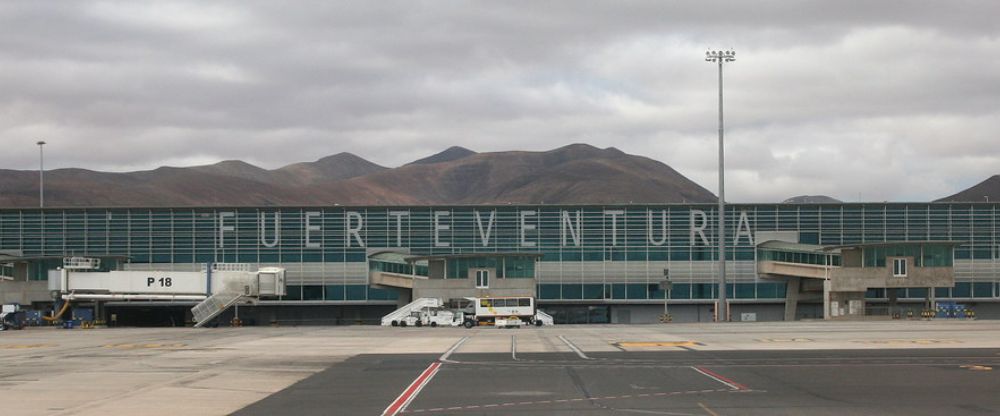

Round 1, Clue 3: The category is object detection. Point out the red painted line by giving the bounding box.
[382,361,442,416]
[693,366,748,391]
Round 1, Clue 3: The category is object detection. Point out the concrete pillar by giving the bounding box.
[927,286,935,311]
[822,279,831,320]
[784,277,801,321]
[888,288,898,316]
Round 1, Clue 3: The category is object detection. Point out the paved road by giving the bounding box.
[235,346,1000,415]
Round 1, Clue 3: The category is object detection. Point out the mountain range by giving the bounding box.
[0,144,717,207]
[2,144,995,207]
[935,175,1000,203]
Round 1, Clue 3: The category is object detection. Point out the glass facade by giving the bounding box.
[1,203,998,302]
[860,244,956,268]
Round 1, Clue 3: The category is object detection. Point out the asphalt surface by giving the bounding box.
[234,347,1000,416]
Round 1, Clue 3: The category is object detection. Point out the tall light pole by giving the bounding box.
[706,49,734,322]
[36,140,46,208]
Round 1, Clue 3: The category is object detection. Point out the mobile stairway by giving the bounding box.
[191,290,246,328]
[381,297,442,326]
[535,310,554,326]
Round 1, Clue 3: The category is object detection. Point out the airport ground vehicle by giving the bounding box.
[382,296,552,328]
[0,304,26,330]
[389,307,465,327]
[463,296,541,328]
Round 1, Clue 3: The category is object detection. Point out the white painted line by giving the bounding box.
[691,366,747,391]
[511,335,518,361]
[439,336,469,363]
[558,335,590,360]
[381,361,442,416]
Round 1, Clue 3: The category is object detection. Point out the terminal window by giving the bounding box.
[475,270,489,288]
[892,258,907,277]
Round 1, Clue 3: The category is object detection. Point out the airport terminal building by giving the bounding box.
[2,203,999,324]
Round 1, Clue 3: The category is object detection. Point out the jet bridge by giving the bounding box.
[48,259,285,327]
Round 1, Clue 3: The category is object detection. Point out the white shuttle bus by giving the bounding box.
[466,296,539,328]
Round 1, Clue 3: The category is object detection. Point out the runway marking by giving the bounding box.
[511,335,517,361]
[0,344,56,349]
[102,343,186,350]
[853,339,961,345]
[756,338,812,343]
[616,341,700,348]
[691,366,748,391]
[438,337,469,363]
[403,388,744,414]
[382,361,442,416]
[558,335,590,360]
[698,402,720,416]
[960,364,993,371]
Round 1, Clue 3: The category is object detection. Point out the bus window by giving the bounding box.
[494,299,507,307]
[480,299,491,308]
[518,298,530,307]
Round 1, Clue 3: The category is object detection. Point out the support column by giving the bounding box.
[823,279,832,320]
[784,277,801,321]
[888,288,898,317]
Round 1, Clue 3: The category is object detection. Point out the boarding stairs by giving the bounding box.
[535,310,554,326]
[192,273,257,328]
[191,290,247,327]
[381,297,442,326]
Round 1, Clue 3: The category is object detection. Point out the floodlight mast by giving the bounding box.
[705,49,734,322]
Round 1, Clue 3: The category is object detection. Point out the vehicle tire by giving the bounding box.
[415,320,423,327]
[463,320,475,329]
[430,322,438,327]
[400,321,407,327]
[391,320,399,327]
[535,320,543,327]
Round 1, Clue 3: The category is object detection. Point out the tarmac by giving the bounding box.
[1,320,999,415]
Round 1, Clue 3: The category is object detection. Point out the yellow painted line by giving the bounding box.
[854,339,962,345]
[756,338,812,343]
[616,341,699,348]
[0,344,56,349]
[960,365,992,371]
[698,402,721,416]
[103,343,186,350]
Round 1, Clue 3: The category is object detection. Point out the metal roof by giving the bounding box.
[403,252,544,263]
[756,240,836,254]
[822,241,964,250]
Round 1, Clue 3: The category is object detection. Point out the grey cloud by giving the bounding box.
[0,0,998,202]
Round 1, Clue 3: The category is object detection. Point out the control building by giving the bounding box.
[0,203,997,324]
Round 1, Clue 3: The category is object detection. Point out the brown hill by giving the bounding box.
[407,146,477,165]
[935,175,1000,202]
[0,144,716,207]
[274,152,388,185]
[347,144,714,204]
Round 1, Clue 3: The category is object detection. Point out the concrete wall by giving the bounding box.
[413,277,536,300]
[841,248,863,267]
[828,291,866,319]
[428,260,446,279]
[830,259,953,291]
[604,303,785,324]
[730,303,786,322]
[0,281,51,305]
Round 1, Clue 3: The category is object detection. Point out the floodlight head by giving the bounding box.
[37,140,46,146]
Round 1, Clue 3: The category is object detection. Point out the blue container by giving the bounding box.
[62,320,75,329]
[73,308,94,322]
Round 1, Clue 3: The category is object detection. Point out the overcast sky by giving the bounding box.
[1,1,998,202]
